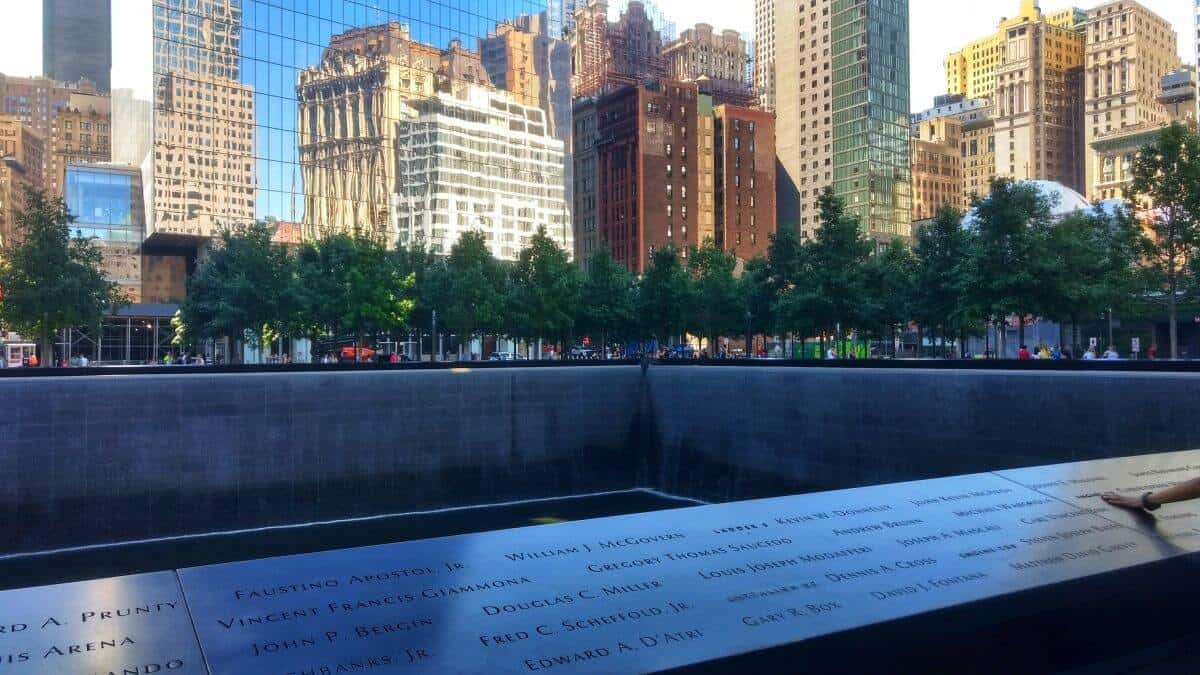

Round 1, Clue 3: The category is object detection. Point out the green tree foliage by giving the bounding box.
[686,239,741,355]
[911,206,973,352]
[1130,123,1200,359]
[1042,206,1146,352]
[507,227,582,346]
[180,221,295,352]
[426,231,507,346]
[862,238,916,348]
[393,232,439,335]
[964,178,1055,346]
[576,248,636,348]
[803,187,874,353]
[635,245,693,343]
[294,232,415,343]
[753,228,805,339]
[0,188,126,366]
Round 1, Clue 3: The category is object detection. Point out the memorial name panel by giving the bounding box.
[998,449,1200,552]
[178,472,1172,674]
[0,571,207,675]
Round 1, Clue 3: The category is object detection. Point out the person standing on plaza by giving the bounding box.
[1018,344,1031,360]
[1103,345,1120,360]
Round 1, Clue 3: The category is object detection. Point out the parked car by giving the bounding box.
[569,346,596,359]
[489,351,516,361]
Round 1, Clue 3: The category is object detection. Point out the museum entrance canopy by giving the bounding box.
[2,450,1198,674]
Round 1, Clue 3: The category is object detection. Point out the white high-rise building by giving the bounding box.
[394,87,572,261]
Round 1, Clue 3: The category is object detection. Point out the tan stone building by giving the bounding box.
[47,91,111,196]
[570,0,667,99]
[0,116,45,246]
[296,22,440,239]
[991,4,1086,193]
[1083,0,1181,201]
[664,24,753,107]
[910,117,963,221]
[1089,70,1198,207]
[962,111,997,209]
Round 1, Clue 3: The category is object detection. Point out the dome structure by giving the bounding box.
[962,180,1092,228]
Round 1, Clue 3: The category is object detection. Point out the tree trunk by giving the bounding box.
[40,323,52,368]
[1017,315,1025,348]
[916,324,924,359]
[1168,278,1178,360]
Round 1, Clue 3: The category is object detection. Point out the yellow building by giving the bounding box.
[945,1,1084,100]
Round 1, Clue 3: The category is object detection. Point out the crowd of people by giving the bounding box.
[1015,342,1150,361]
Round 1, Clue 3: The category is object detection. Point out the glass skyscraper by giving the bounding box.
[831,0,912,240]
[770,0,912,241]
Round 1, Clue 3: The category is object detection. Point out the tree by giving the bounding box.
[965,178,1056,349]
[294,232,415,352]
[862,238,916,355]
[507,227,582,354]
[912,206,973,355]
[1130,123,1200,359]
[686,240,741,356]
[426,231,507,357]
[576,249,635,355]
[635,246,693,345]
[393,231,439,347]
[1043,206,1146,353]
[739,256,777,355]
[753,227,806,350]
[180,221,295,359]
[804,187,874,355]
[0,188,126,366]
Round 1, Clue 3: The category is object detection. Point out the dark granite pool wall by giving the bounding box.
[4,364,1200,554]
[648,367,1200,502]
[0,367,646,553]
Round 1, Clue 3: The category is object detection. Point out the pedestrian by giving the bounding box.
[1083,346,1097,360]
[78,353,89,368]
[826,347,837,360]
[1037,344,1051,359]
[1147,343,1158,360]
[1051,344,1063,360]
[1017,344,1031,360]
[1103,344,1120,360]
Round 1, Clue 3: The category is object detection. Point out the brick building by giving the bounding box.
[713,104,775,260]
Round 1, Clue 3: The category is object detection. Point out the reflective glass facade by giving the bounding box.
[143,0,569,260]
[65,165,142,242]
[831,0,911,239]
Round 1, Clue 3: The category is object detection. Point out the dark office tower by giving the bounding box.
[42,0,112,92]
